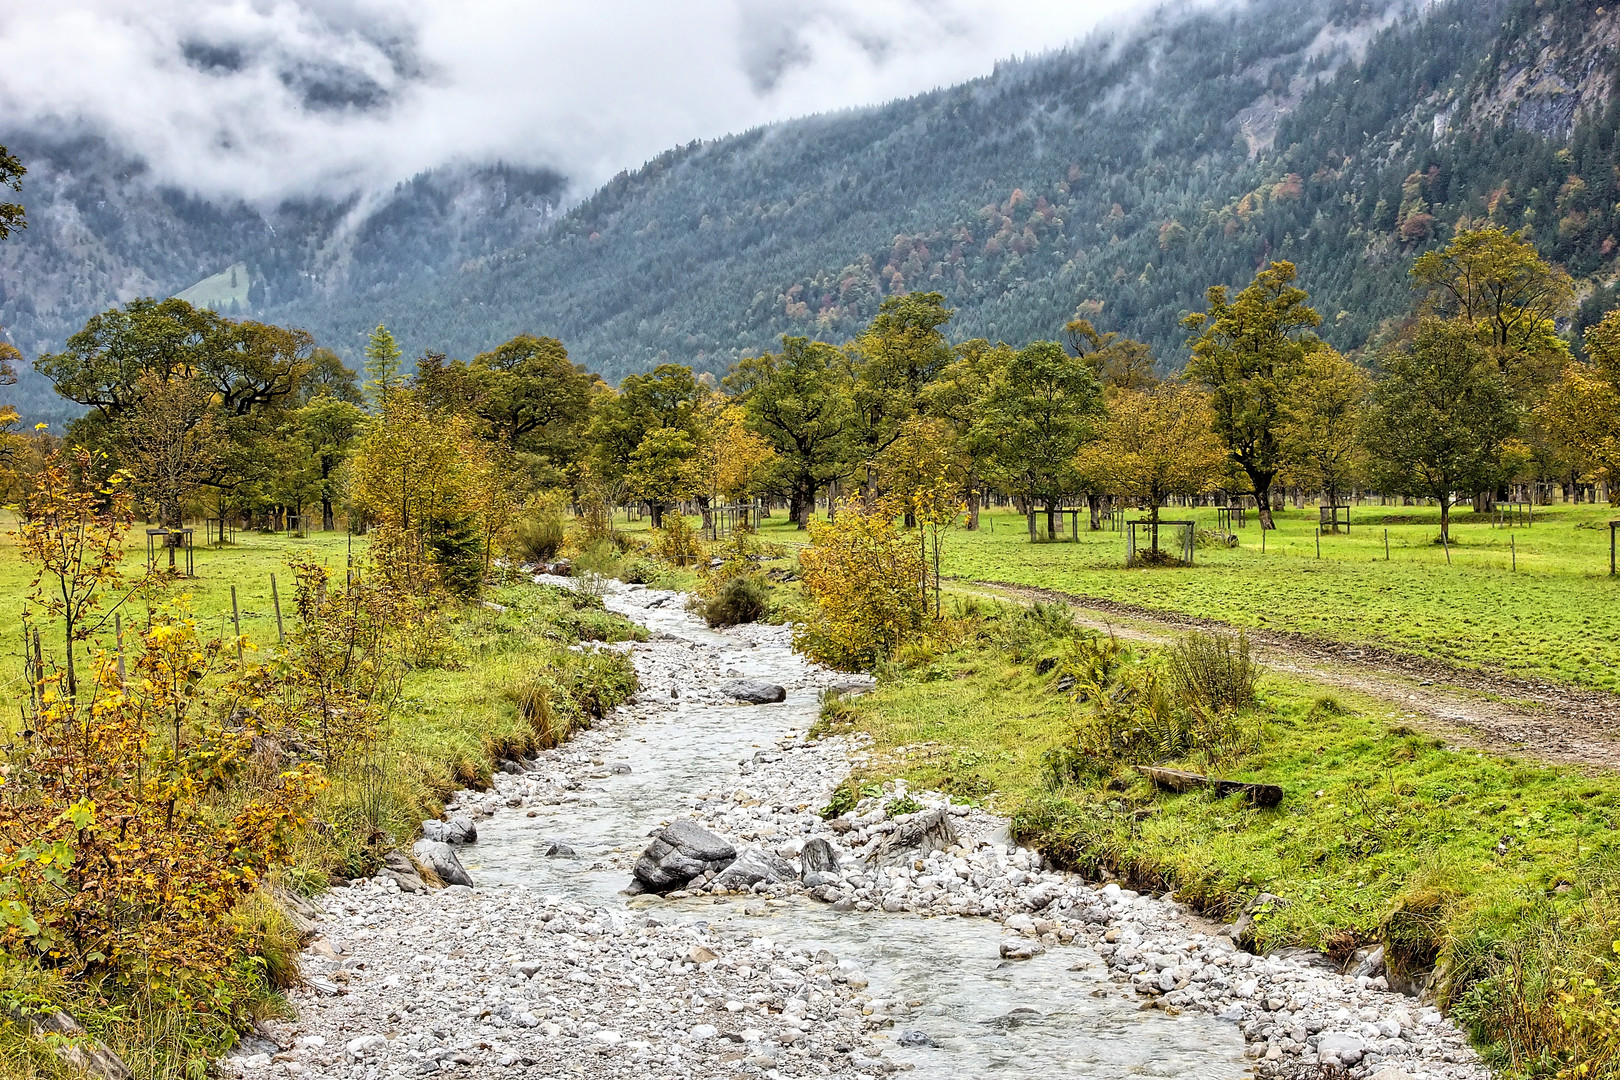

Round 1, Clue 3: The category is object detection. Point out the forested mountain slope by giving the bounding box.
[242,0,1620,374]
[3,0,1618,415]
[0,148,564,423]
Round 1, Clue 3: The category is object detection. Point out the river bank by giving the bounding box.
[228,582,1487,1080]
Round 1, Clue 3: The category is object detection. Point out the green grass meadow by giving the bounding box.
[742,501,1620,692]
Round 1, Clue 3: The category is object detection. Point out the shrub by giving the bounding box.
[819,777,881,819]
[1167,631,1260,716]
[571,540,624,597]
[700,529,762,592]
[0,615,324,1009]
[513,492,568,562]
[795,498,926,671]
[426,512,486,597]
[885,794,924,817]
[700,574,770,627]
[654,514,702,567]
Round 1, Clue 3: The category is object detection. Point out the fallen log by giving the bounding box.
[1135,766,1283,808]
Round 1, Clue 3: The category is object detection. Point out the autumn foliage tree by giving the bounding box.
[1184,261,1324,529]
[13,448,136,696]
[1077,384,1225,559]
[1543,310,1620,502]
[1278,349,1371,518]
[350,392,494,596]
[795,497,927,671]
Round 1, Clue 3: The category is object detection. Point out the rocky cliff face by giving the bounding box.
[1465,1,1619,140]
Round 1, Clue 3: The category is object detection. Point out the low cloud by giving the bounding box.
[0,0,1159,204]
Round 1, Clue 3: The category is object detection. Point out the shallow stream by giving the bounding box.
[461,590,1248,1078]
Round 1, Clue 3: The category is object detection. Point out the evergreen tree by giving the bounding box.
[364,323,404,406]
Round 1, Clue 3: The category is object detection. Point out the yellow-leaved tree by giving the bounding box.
[1278,348,1371,518]
[1076,384,1226,562]
[794,497,926,671]
[350,391,495,596]
[698,398,778,506]
[1543,310,1620,502]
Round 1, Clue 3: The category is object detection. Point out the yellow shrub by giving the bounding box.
[794,498,926,671]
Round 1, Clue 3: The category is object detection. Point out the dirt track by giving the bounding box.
[975,580,1620,774]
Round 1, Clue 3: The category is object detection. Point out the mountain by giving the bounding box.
[2,0,1617,422]
[0,144,564,424]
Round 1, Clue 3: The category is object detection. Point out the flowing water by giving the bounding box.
[461,590,1249,1078]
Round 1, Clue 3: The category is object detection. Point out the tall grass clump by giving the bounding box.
[1167,630,1260,716]
[1451,869,1620,1078]
[507,646,638,749]
[513,490,568,562]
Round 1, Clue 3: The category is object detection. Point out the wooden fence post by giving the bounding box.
[231,585,244,665]
[271,573,286,643]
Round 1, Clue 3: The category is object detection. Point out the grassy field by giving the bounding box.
[737,502,1620,693]
[819,601,1620,1069]
[0,515,364,695]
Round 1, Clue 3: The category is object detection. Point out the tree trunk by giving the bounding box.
[64,620,77,699]
[1253,475,1277,531]
[796,481,817,529]
[1439,497,1451,544]
[1149,502,1161,555]
[1044,500,1057,541]
[1026,507,1037,542]
[323,498,335,531]
[650,503,665,529]
[698,495,713,532]
[966,486,980,531]
[1088,492,1102,531]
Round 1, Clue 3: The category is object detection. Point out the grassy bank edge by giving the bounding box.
[814,602,1620,1074]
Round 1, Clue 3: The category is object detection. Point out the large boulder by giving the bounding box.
[412,839,474,887]
[712,847,796,891]
[800,837,840,877]
[721,680,787,705]
[633,820,737,893]
[875,807,958,862]
[422,815,477,844]
[382,851,429,893]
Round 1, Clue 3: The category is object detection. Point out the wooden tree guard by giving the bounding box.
[1318,505,1351,533]
[1493,502,1533,528]
[1125,520,1195,567]
[1136,766,1283,808]
[1217,505,1247,535]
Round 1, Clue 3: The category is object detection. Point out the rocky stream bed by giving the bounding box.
[225,582,1491,1080]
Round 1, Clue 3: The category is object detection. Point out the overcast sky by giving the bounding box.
[0,0,1163,204]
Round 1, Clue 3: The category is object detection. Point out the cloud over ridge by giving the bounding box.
[0,0,1154,203]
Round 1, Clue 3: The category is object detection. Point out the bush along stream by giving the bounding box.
[221,580,1486,1080]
